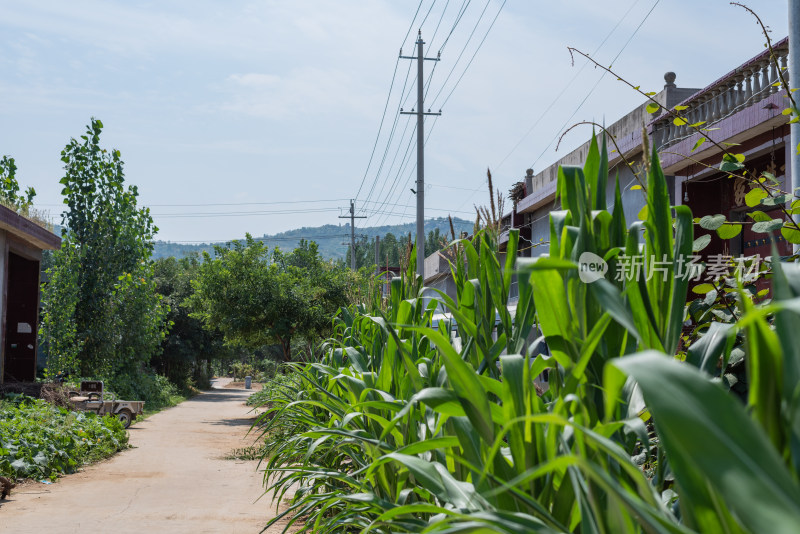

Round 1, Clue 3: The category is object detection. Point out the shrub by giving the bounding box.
[0,395,128,481]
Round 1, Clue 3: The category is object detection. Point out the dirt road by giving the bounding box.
[0,380,292,533]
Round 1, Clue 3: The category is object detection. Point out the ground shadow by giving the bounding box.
[203,417,259,427]
[188,390,249,403]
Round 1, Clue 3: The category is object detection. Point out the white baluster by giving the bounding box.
[744,69,753,104]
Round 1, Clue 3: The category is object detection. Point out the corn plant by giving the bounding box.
[253,133,797,534]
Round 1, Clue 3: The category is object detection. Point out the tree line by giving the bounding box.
[2,119,367,405]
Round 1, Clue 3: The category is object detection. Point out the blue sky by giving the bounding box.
[0,1,789,242]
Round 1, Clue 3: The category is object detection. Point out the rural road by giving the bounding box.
[0,379,294,533]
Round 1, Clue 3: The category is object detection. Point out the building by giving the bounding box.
[0,205,61,384]
[513,72,701,254]
[424,37,793,300]
[658,37,792,259]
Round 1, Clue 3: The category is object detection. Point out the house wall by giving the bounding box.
[0,230,5,382]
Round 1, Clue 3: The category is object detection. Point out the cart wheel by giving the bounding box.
[117,409,133,429]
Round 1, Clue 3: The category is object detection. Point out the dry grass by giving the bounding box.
[0,199,55,232]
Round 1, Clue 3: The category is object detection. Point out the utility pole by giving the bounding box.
[790,0,800,252]
[374,235,381,275]
[401,31,441,278]
[339,199,366,271]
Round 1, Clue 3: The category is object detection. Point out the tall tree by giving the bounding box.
[41,119,168,382]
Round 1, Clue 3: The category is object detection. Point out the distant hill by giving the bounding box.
[152,217,476,261]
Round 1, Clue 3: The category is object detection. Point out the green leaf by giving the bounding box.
[613,352,800,534]
[637,204,648,221]
[748,210,773,222]
[752,219,784,233]
[631,184,642,190]
[692,283,715,294]
[673,117,688,126]
[782,224,800,244]
[716,223,742,239]
[720,153,746,173]
[692,234,711,252]
[384,453,490,510]
[674,105,689,111]
[646,103,660,114]
[688,121,707,128]
[699,214,725,230]
[691,137,707,152]
[761,194,791,206]
[745,188,768,207]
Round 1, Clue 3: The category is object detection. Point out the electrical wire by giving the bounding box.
[354,0,427,203]
[452,0,661,214]
[493,0,643,172]
[529,0,661,171]
[429,0,493,108]
[435,0,507,110]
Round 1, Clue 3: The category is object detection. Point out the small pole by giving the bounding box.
[339,199,366,271]
[375,235,380,275]
[790,0,800,252]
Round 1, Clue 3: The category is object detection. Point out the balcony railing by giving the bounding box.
[651,38,789,151]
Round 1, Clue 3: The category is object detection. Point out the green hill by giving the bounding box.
[152,217,475,262]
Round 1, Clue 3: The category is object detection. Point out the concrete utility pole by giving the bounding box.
[339,199,366,271]
[401,31,441,278]
[790,0,800,252]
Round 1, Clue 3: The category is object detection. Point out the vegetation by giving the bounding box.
[153,255,226,390]
[188,236,354,361]
[151,218,475,262]
[250,135,800,533]
[0,395,128,481]
[346,227,453,270]
[40,119,170,405]
[0,154,52,230]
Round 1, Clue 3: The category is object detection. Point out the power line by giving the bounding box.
[153,207,342,218]
[429,0,493,108]
[453,0,661,214]
[493,0,643,172]
[363,56,440,220]
[359,1,470,212]
[38,198,350,208]
[439,0,472,51]
[529,0,661,170]
[434,0,506,110]
[355,0,427,203]
[159,234,352,244]
[373,1,504,227]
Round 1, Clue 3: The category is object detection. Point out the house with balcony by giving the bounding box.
[656,37,792,260]
[424,37,793,303]
[513,72,701,253]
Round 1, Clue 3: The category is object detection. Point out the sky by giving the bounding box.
[0,0,790,243]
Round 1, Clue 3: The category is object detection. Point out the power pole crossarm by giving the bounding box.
[399,31,442,279]
[339,199,367,271]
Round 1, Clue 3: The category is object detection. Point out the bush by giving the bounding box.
[106,372,182,411]
[0,395,128,481]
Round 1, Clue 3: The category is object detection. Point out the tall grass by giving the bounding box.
[254,135,800,533]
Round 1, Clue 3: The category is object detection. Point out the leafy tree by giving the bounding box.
[41,119,168,386]
[0,155,35,211]
[189,235,351,361]
[153,255,226,389]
